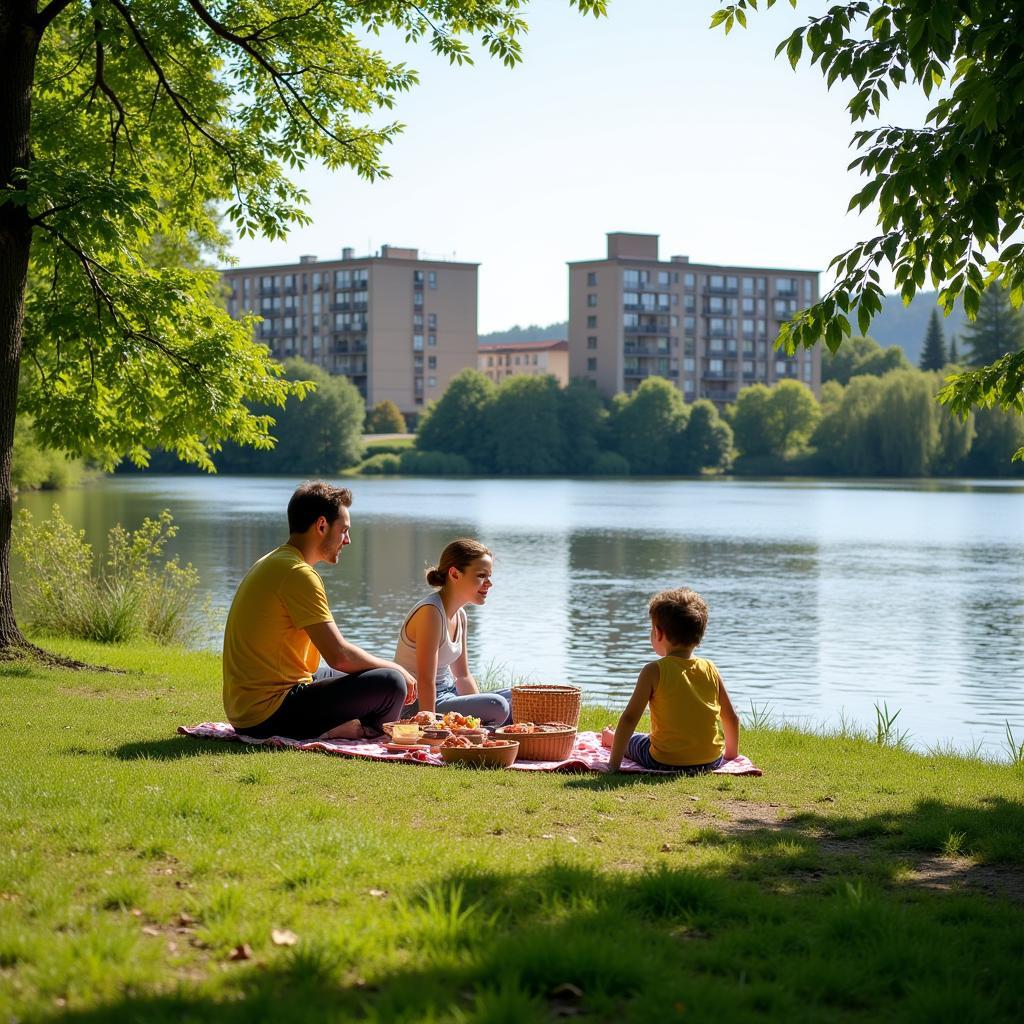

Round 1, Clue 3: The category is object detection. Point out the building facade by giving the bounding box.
[221,245,478,417]
[478,339,569,387]
[568,233,820,405]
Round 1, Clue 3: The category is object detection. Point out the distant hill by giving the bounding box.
[480,321,568,345]
[862,291,967,364]
[479,292,968,365]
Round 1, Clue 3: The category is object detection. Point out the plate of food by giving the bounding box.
[439,735,519,767]
[495,722,576,760]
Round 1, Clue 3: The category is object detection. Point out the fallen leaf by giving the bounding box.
[688,796,699,802]
[541,833,555,839]
[367,888,388,898]
[660,843,673,853]
[141,925,161,937]
[228,943,252,961]
[271,928,298,947]
[566,836,578,844]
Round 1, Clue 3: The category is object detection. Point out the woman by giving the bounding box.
[395,538,511,727]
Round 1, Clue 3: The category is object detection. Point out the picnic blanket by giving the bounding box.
[178,722,762,776]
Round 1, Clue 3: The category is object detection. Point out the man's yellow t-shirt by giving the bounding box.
[222,545,333,729]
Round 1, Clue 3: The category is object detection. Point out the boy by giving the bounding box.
[604,588,739,774]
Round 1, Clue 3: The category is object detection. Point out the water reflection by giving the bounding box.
[13,475,1024,756]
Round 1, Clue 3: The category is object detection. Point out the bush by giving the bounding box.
[398,449,472,476]
[13,506,202,645]
[358,452,401,475]
[362,441,414,456]
[12,415,84,491]
[365,399,408,434]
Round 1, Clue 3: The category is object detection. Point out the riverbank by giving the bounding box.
[1,639,1022,1022]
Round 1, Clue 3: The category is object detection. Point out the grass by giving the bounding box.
[1,640,1023,1023]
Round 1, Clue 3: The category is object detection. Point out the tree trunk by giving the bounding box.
[0,3,40,655]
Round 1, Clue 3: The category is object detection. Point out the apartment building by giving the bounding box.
[478,339,569,387]
[221,245,478,417]
[568,233,820,405]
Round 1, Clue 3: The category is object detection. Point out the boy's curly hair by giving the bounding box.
[648,588,708,647]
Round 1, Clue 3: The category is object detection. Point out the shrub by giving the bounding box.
[358,452,401,475]
[365,399,408,434]
[398,449,472,476]
[13,505,202,645]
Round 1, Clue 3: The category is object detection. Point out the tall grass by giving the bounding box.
[13,505,202,645]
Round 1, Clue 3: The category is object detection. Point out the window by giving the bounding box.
[684,272,695,288]
[334,270,350,288]
[587,357,597,371]
[742,296,755,314]
[775,359,787,374]
[684,378,695,394]
[587,271,597,286]
[428,333,437,347]
[353,289,368,305]
[803,278,813,303]
[428,376,437,387]
[413,270,424,285]
[428,356,437,369]
[684,316,695,336]
[743,359,754,375]
[587,315,597,328]
[487,356,493,367]
[684,357,695,372]
[428,313,437,328]
[709,358,724,374]
[413,291,423,308]
[514,356,521,365]
[623,313,639,328]
[413,313,423,329]
[413,334,424,350]
[587,293,597,307]
[657,271,669,285]
[428,271,437,289]
[623,269,649,287]
[756,276,767,296]
[710,274,725,290]
[587,336,597,349]
[684,294,695,313]
[742,276,754,296]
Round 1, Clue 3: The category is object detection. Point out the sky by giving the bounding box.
[228,1,935,335]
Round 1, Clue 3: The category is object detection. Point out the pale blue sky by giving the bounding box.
[229,1,933,334]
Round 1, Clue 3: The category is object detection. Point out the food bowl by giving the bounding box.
[451,727,488,746]
[495,724,576,761]
[439,741,519,768]
[420,728,451,748]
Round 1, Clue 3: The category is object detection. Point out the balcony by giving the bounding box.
[704,281,738,295]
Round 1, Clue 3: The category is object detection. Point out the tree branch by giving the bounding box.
[33,0,77,32]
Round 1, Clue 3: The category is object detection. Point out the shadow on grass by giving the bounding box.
[108,737,275,761]
[685,795,1024,870]
[32,845,1024,1024]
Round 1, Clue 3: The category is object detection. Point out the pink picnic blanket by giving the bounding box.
[177,723,762,776]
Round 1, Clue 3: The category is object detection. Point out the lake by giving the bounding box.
[14,475,1024,757]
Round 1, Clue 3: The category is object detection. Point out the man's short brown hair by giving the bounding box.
[287,481,352,534]
[648,588,708,647]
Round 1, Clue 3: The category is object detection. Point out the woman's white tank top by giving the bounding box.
[394,592,466,689]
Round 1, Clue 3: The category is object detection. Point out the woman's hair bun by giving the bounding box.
[426,566,445,587]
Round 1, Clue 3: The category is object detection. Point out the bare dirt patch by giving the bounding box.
[693,799,1024,902]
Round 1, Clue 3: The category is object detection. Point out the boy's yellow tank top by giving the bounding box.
[649,656,724,766]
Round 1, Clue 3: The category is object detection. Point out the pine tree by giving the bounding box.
[949,336,960,364]
[963,285,1024,368]
[919,309,948,370]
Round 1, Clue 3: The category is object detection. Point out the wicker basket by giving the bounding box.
[510,683,582,729]
[495,725,576,762]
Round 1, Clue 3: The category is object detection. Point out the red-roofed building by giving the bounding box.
[477,339,569,387]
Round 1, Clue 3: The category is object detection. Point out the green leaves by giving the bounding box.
[712,0,1024,434]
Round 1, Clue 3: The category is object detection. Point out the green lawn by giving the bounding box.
[1,640,1022,1023]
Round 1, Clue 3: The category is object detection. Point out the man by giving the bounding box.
[222,481,415,740]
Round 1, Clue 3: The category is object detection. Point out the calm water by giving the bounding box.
[14,475,1024,756]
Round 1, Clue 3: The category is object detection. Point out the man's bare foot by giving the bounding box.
[601,726,615,749]
[319,719,365,741]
